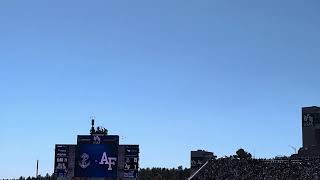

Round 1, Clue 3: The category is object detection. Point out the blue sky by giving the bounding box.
[1,0,320,178]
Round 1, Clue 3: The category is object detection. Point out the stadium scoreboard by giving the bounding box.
[191,150,213,169]
[302,106,320,148]
[54,122,139,180]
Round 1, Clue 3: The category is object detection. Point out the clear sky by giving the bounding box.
[1,0,320,178]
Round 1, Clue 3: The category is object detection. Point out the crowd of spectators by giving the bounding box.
[193,157,320,180]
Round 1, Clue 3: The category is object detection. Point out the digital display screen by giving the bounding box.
[54,145,69,177]
[74,144,118,178]
[123,145,139,178]
[191,157,206,168]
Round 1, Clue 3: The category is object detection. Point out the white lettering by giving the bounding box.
[99,152,108,164]
[99,152,117,170]
[107,157,117,170]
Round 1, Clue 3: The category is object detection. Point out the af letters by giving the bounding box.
[99,152,117,170]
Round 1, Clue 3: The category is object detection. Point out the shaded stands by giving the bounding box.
[189,157,320,180]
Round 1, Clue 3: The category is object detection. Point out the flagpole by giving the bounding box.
[36,160,39,178]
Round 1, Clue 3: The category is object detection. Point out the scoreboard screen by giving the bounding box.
[123,145,139,178]
[191,157,206,168]
[54,145,69,177]
[191,150,213,169]
[75,144,118,178]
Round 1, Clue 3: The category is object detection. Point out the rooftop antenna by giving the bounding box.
[89,115,109,135]
[90,116,95,135]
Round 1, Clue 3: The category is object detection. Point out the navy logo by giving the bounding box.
[79,153,91,169]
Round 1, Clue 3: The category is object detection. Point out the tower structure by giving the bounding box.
[302,106,320,148]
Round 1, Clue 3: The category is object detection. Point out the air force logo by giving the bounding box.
[99,152,117,170]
